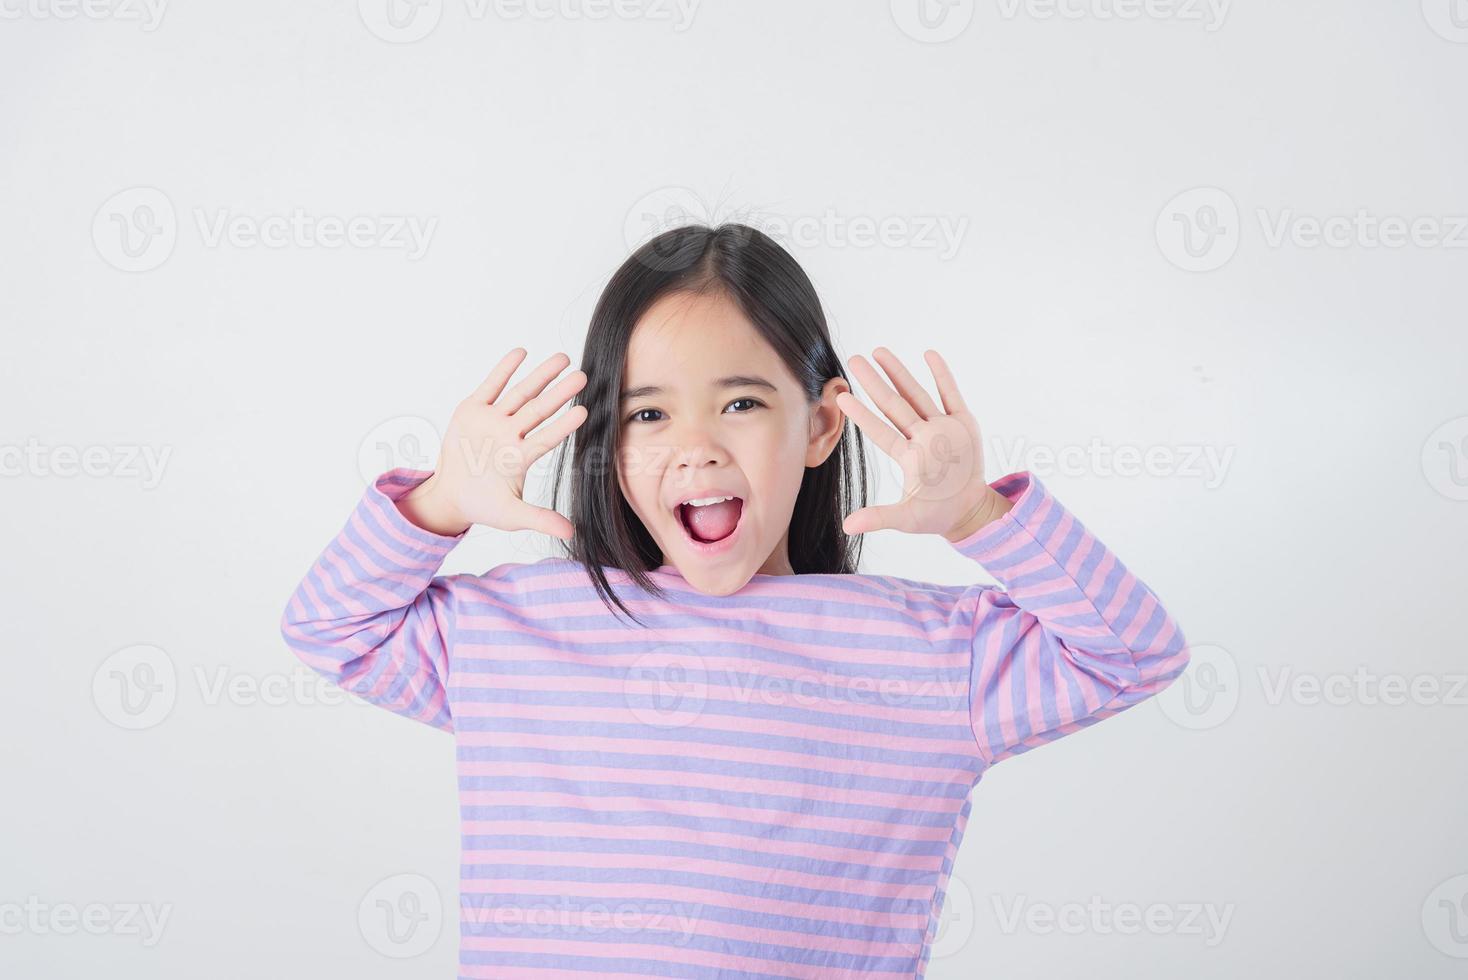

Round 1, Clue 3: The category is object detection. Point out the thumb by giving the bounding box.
[511,501,576,541]
[842,504,904,536]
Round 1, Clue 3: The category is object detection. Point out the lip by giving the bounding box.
[673,495,746,557]
[669,488,745,509]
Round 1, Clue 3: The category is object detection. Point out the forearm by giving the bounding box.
[279,468,468,731]
[954,471,1190,765]
[958,471,1189,672]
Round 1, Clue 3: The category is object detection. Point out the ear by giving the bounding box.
[805,376,851,467]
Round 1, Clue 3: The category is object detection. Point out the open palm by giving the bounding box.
[433,349,588,539]
[835,348,992,538]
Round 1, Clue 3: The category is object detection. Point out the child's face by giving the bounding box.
[616,288,847,595]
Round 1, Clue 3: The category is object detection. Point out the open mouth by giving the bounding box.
[676,496,744,546]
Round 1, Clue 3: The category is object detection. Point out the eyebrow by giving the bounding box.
[619,375,778,402]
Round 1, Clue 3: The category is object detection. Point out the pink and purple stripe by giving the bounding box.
[280,468,1190,978]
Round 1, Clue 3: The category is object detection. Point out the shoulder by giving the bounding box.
[449,555,586,603]
[846,570,976,614]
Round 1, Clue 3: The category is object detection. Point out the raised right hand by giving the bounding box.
[398,348,588,540]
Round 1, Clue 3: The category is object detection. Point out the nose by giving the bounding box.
[669,452,726,498]
[667,419,730,479]
[673,445,728,472]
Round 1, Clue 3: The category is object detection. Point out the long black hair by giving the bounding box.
[548,222,870,626]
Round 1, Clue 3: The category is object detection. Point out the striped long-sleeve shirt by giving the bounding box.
[279,467,1190,980]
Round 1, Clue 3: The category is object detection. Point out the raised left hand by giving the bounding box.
[836,348,1009,541]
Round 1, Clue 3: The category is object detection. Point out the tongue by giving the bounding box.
[685,499,741,542]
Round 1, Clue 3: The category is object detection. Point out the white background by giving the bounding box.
[3,0,1466,977]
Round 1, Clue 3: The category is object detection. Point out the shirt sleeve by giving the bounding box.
[278,467,469,733]
[950,471,1191,769]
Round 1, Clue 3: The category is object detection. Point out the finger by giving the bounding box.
[923,349,969,417]
[513,368,587,436]
[470,348,529,404]
[499,352,574,415]
[848,353,922,438]
[509,498,577,541]
[835,391,904,458]
[872,347,940,420]
[523,403,589,462]
[842,502,906,536]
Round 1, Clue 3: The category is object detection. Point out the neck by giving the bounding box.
[756,530,795,576]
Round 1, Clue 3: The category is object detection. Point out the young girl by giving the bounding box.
[280,223,1190,979]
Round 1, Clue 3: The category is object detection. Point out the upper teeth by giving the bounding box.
[683,496,735,507]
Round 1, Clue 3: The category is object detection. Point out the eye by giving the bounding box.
[624,398,764,425]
